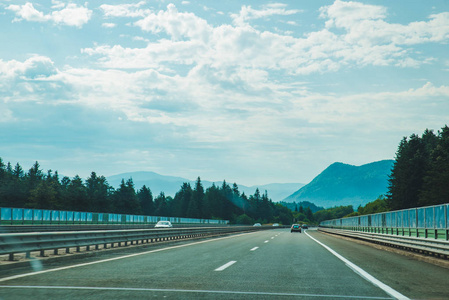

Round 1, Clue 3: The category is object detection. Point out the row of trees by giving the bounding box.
[387,125,449,210]
[0,159,293,224]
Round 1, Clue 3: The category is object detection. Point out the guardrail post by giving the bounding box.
[26,252,31,259]
[54,249,58,255]
[9,253,14,261]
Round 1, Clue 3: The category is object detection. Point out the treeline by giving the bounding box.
[313,205,354,224]
[387,125,449,210]
[0,158,293,224]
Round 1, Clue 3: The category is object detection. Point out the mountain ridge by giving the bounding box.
[106,172,304,202]
[282,160,394,208]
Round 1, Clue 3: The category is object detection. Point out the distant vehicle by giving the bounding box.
[302,224,308,229]
[272,223,280,227]
[291,224,302,233]
[253,223,262,226]
[154,221,173,228]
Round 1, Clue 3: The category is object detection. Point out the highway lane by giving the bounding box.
[307,229,449,299]
[0,228,442,299]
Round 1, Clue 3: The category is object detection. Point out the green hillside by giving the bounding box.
[283,160,394,208]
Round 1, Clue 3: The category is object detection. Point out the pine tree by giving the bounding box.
[66,175,88,211]
[419,126,449,206]
[138,185,154,216]
[113,178,141,214]
[86,172,112,212]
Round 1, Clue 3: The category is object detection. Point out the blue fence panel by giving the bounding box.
[24,209,33,221]
[43,210,51,222]
[12,208,23,223]
[87,213,93,222]
[67,211,74,222]
[417,208,425,228]
[361,215,368,227]
[1,208,12,221]
[74,212,80,222]
[385,212,392,227]
[403,210,409,227]
[60,211,67,222]
[108,214,113,222]
[80,212,86,223]
[409,209,417,228]
[447,205,449,229]
[51,210,60,222]
[435,205,445,229]
[425,207,434,228]
[33,210,42,223]
[396,211,403,228]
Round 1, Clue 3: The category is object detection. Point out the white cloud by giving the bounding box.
[7,2,48,23]
[0,56,57,79]
[6,2,92,27]
[231,4,302,27]
[321,0,449,46]
[134,4,212,41]
[83,1,449,83]
[100,1,150,18]
[102,22,116,28]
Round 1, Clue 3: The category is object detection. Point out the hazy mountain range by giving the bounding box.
[107,159,394,208]
[282,160,394,208]
[106,171,304,202]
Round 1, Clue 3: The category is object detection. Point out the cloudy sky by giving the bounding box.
[1,0,448,186]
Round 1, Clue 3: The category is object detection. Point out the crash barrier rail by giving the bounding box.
[0,206,228,226]
[319,227,449,259]
[319,203,449,240]
[0,226,270,261]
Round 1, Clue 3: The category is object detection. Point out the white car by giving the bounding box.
[154,221,173,228]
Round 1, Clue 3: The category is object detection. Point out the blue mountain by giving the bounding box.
[282,160,394,208]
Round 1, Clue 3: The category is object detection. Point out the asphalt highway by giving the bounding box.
[0,228,448,299]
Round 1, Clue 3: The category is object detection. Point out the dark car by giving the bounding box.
[291,224,302,233]
[302,224,308,229]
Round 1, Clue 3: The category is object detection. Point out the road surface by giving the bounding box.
[0,228,448,299]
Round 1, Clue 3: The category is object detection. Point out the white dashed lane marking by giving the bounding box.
[214,261,237,271]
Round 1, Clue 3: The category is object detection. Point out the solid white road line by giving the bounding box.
[250,247,259,251]
[305,231,409,300]
[214,261,237,271]
[0,285,393,299]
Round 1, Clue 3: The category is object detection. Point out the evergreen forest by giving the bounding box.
[387,125,449,210]
[0,159,293,225]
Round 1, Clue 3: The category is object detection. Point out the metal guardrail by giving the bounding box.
[0,226,271,261]
[319,228,449,259]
